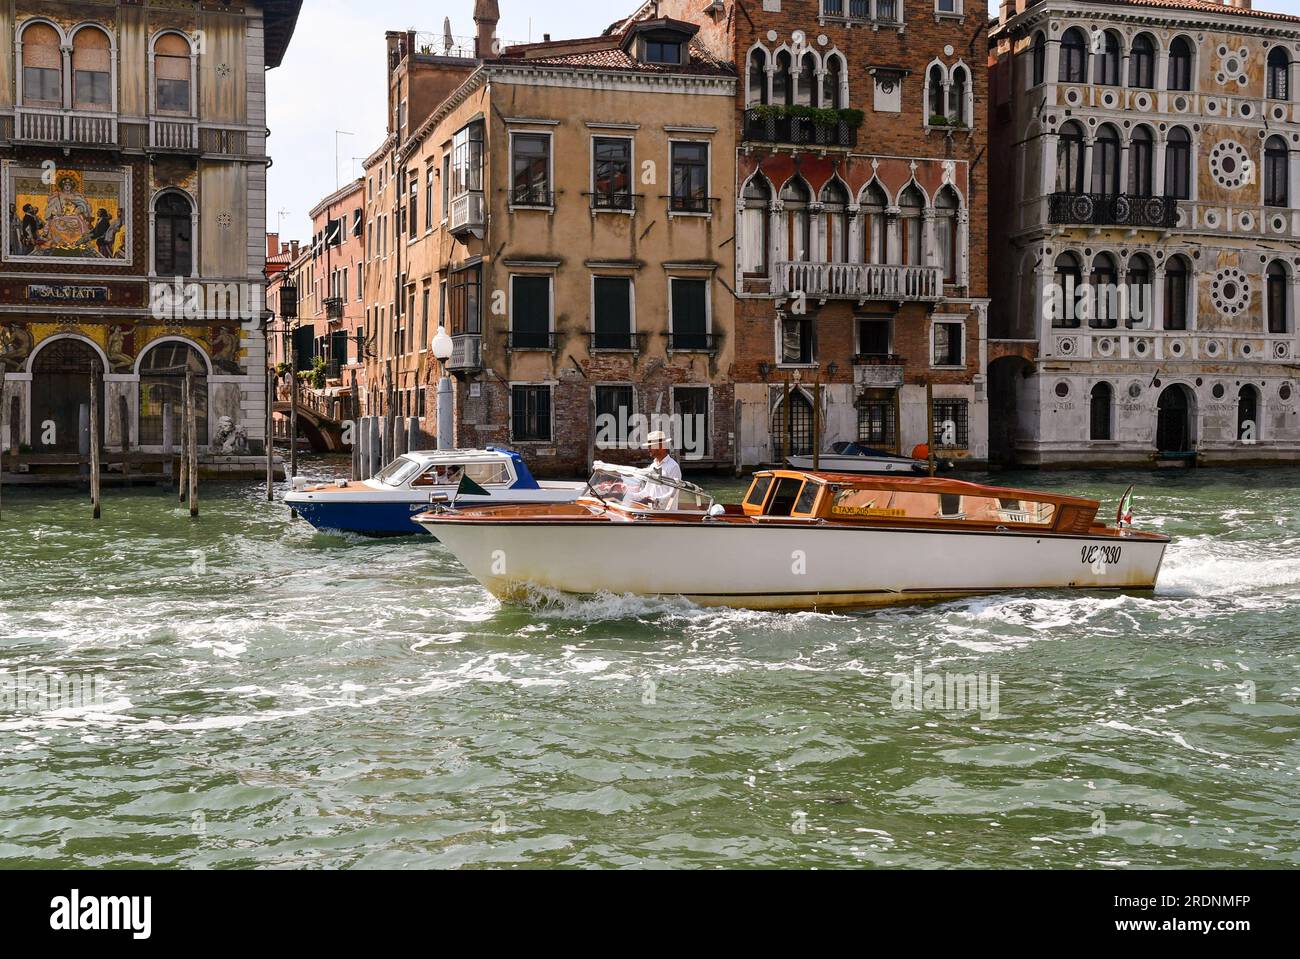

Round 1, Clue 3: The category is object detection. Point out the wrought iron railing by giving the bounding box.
[665,332,719,352]
[509,331,558,351]
[743,110,858,148]
[1048,192,1179,228]
[588,331,647,352]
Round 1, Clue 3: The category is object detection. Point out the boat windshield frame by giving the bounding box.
[587,461,714,512]
[374,456,425,488]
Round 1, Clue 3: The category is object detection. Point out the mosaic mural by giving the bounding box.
[3,164,131,264]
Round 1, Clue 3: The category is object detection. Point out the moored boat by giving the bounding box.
[285,447,586,537]
[414,464,1170,610]
[786,441,953,476]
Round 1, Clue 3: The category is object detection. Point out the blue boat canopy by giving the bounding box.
[487,446,541,490]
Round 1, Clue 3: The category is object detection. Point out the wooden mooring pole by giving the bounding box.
[266,362,275,501]
[90,371,102,520]
[178,383,189,503]
[187,370,198,518]
[0,367,6,520]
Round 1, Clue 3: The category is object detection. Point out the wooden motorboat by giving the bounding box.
[413,465,1170,611]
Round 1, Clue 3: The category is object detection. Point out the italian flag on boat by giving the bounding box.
[1117,486,1135,527]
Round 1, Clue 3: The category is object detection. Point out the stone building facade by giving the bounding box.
[0,0,298,465]
[989,0,1300,466]
[362,7,738,477]
[639,0,992,467]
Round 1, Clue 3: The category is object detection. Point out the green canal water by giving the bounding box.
[0,461,1297,869]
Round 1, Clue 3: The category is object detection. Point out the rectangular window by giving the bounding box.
[426,168,435,229]
[595,385,635,431]
[156,54,191,113]
[73,70,111,109]
[511,275,552,349]
[933,399,970,450]
[512,385,552,442]
[857,390,898,451]
[670,142,709,213]
[933,322,964,367]
[421,287,430,348]
[441,154,451,217]
[593,277,634,350]
[511,133,551,206]
[857,319,891,358]
[452,122,485,198]
[673,387,710,458]
[23,67,61,104]
[593,137,634,210]
[669,278,710,350]
[644,41,681,65]
[781,315,814,365]
[449,264,481,335]
[409,174,419,238]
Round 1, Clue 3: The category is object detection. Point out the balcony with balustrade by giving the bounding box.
[450,191,486,238]
[1048,193,1179,229]
[14,107,119,149]
[819,0,903,28]
[149,118,199,153]
[446,334,483,372]
[774,261,944,303]
[742,110,858,150]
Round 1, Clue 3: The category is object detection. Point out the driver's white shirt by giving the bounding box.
[646,455,682,509]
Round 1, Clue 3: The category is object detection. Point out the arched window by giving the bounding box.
[898,185,924,267]
[72,26,112,111]
[861,183,887,265]
[1168,37,1193,92]
[772,390,815,458]
[1163,256,1190,331]
[822,54,845,110]
[1094,31,1121,86]
[950,65,969,126]
[773,50,794,106]
[1267,47,1289,101]
[747,48,768,105]
[796,51,818,107]
[928,64,946,121]
[820,180,850,264]
[1127,254,1153,329]
[154,192,194,277]
[1265,135,1289,208]
[1059,28,1087,84]
[1053,253,1082,329]
[1129,33,1155,89]
[1090,253,1119,329]
[1092,124,1121,196]
[154,32,193,114]
[740,176,771,277]
[1129,126,1154,197]
[781,178,812,263]
[1165,127,1192,200]
[139,342,209,446]
[1031,32,1046,87]
[1267,261,1289,334]
[20,22,63,107]
[1057,121,1085,194]
[935,187,960,283]
[1238,386,1260,444]
[1090,383,1113,441]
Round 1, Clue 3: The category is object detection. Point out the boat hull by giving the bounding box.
[288,488,584,537]
[418,518,1169,611]
[786,454,925,475]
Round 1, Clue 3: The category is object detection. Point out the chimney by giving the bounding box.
[281,242,289,255]
[290,240,300,259]
[474,0,500,58]
[267,232,279,258]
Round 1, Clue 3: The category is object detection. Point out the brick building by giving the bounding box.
[639,0,991,467]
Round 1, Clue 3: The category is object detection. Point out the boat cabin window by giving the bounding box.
[375,457,425,488]
[765,478,805,517]
[830,487,1058,525]
[794,483,820,516]
[744,476,774,510]
[465,462,512,486]
[412,464,466,487]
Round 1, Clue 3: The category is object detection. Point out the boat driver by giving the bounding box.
[642,430,682,510]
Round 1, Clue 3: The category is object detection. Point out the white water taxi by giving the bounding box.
[285,447,586,537]
[786,441,953,476]
[414,464,1170,610]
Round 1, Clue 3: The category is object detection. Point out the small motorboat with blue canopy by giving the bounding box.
[285,447,586,537]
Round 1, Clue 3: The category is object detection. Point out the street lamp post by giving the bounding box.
[432,325,455,451]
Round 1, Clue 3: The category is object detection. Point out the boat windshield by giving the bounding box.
[374,457,425,488]
[587,463,713,511]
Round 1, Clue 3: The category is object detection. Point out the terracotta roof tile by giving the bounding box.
[1085,0,1300,26]
[498,40,734,77]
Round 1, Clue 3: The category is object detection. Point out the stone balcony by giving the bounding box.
[450,191,485,238]
[773,261,943,303]
[1050,329,1296,364]
[1048,192,1179,229]
[14,107,118,148]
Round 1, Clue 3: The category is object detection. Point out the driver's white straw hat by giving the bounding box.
[643,430,671,449]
